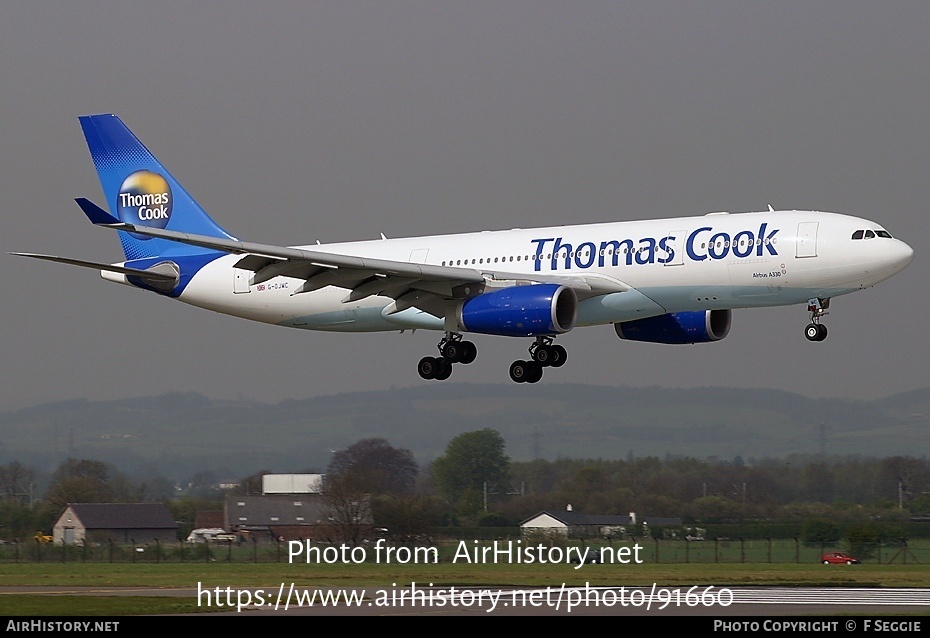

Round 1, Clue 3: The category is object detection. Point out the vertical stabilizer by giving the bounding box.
[79,114,235,261]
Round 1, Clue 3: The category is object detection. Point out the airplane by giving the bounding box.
[14,114,915,383]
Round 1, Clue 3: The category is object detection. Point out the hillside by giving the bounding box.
[1,385,927,480]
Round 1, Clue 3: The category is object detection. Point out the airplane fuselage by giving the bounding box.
[140,209,911,334]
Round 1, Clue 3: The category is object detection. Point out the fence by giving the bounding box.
[1,537,926,564]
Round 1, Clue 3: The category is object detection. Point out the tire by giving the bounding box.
[460,341,477,364]
[526,361,543,383]
[434,359,453,380]
[417,356,439,380]
[442,341,462,362]
[551,345,567,367]
[805,324,821,341]
[509,360,529,383]
[533,345,551,366]
[817,324,828,341]
[823,560,830,565]
[846,560,852,565]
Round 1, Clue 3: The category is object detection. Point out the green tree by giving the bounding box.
[321,438,419,545]
[322,474,372,546]
[371,494,448,541]
[847,523,880,560]
[0,462,36,504]
[44,459,119,511]
[802,519,841,545]
[431,429,509,509]
[0,500,39,541]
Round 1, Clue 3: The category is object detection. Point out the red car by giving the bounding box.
[821,551,860,565]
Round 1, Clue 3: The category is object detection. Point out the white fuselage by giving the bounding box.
[123,209,912,334]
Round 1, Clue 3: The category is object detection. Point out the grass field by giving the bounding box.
[2,560,930,588]
[1,560,928,616]
[3,539,929,616]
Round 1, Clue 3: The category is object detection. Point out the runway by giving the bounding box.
[3,585,929,616]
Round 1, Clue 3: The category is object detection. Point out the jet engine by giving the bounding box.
[615,309,731,344]
[461,284,577,337]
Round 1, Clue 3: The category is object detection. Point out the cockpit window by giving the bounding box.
[851,230,864,240]
[876,230,893,238]
[864,230,875,239]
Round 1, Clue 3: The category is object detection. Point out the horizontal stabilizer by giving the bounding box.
[75,198,122,226]
[10,252,178,283]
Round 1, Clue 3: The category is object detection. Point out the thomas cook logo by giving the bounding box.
[117,170,172,240]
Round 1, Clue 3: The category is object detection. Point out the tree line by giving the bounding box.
[2,428,929,541]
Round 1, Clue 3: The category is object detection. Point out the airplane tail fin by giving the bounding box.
[79,114,236,261]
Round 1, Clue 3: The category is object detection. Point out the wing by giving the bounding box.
[74,198,628,318]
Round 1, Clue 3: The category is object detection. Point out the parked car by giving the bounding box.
[571,548,602,564]
[821,551,860,565]
[186,528,229,543]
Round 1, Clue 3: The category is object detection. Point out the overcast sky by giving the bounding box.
[2,2,927,410]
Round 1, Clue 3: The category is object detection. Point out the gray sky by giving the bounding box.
[2,1,927,410]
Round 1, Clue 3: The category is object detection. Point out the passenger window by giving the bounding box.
[851,230,864,240]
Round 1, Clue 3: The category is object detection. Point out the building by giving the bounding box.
[225,494,372,541]
[262,474,324,495]
[53,503,178,545]
[520,509,682,539]
[521,510,634,539]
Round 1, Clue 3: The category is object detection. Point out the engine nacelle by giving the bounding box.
[461,284,577,337]
[614,309,731,344]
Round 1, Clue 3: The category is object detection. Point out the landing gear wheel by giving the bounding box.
[510,360,542,383]
[434,359,453,380]
[418,356,440,380]
[533,345,553,366]
[526,361,543,383]
[805,323,828,341]
[806,298,830,342]
[441,341,463,363]
[805,324,821,341]
[551,345,567,367]
[460,341,477,364]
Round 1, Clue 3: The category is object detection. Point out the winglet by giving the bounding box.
[75,197,122,226]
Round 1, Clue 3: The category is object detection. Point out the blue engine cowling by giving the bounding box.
[460,284,577,337]
[614,309,731,344]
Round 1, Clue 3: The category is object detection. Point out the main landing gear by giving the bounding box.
[805,297,830,342]
[417,333,477,381]
[417,333,568,383]
[509,336,567,384]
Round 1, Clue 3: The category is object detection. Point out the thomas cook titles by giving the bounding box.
[117,170,173,229]
[119,191,170,218]
[453,540,643,569]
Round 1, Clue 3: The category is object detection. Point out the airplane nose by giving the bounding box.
[895,240,915,269]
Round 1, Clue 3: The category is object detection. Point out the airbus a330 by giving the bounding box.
[15,114,915,383]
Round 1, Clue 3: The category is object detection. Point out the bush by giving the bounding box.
[847,523,880,560]
[802,519,841,545]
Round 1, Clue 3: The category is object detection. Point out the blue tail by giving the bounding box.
[79,114,236,261]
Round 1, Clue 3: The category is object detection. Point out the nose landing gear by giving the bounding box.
[805,298,830,342]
